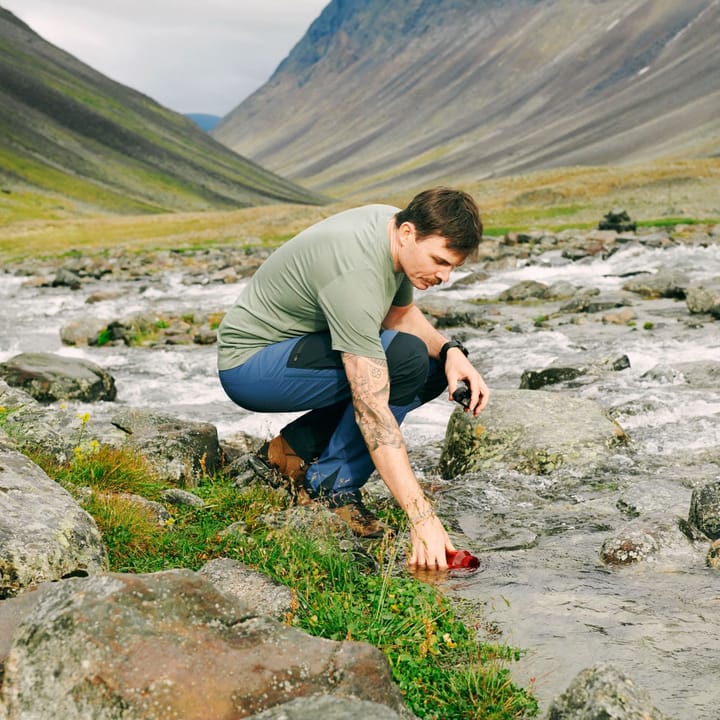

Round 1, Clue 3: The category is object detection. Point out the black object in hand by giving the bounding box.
[452,383,471,409]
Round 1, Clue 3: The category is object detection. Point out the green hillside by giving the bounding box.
[0,7,326,224]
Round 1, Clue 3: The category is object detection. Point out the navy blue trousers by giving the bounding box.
[218,330,447,501]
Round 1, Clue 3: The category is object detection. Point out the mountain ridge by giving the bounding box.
[214,0,720,198]
[0,6,325,220]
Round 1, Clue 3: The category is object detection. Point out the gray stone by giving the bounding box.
[0,352,116,403]
[0,570,408,720]
[545,663,671,719]
[198,557,293,620]
[246,695,411,719]
[0,439,107,598]
[689,480,720,539]
[439,389,628,479]
[111,408,221,485]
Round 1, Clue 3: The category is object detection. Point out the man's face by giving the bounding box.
[398,224,465,290]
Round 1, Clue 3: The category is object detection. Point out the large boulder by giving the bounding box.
[439,389,627,479]
[0,352,116,402]
[0,433,107,598]
[111,408,222,485]
[0,570,412,720]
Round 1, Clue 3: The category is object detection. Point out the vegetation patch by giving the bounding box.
[22,441,538,720]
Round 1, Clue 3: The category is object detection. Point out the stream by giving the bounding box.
[2,237,719,718]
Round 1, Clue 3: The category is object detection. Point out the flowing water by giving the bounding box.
[2,240,719,718]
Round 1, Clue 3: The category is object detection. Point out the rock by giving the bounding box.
[439,389,627,479]
[707,539,720,569]
[602,307,635,324]
[0,381,126,462]
[0,352,116,403]
[599,515,696,566]
[160,488,206,507]
[51,267,82,289]
[0,436,107,598]
[111,408,221,485]
[598,209,637,233]
[198,557,293,620]
[520,366,586,389]
[415,294,491,328]
[673,360,720,387]
[688,480,720,539]
[497,280,548,301]
[622,268,690,299]
[0,570,409,720]
[545,663,671,719]
[685,284,720,316]
[59,316,110,346]
[246,695,410,719]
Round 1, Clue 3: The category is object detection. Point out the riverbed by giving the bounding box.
[2,234,719,718]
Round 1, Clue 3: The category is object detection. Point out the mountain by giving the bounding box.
[186,114,222,132]
[213,0,720,198]
[0,7,325,217]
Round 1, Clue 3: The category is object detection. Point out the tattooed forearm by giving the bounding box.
[342,353,405,452]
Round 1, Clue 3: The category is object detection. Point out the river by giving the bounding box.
[1,235,719,718]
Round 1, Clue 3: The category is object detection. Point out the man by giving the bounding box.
[217,187,489,570]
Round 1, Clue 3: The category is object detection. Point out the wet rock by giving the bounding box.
[707,539,720,569]
[439,389,627,479]
[673,360,720,387]
[498,280,549,301]
[198,557,293,621]
[0,570,409,720]
[0,435,107,598]
[415,294,491,328]
[688,480,720,539]
[447,268,490,289]
[622,267,690,299]
[599,515,695,566]
[520,366,586,389]
[51,267,82,290]
[0,352,116,403]
[111,408,221,486]
[545,662,671,719]
[685,284,720,316]
[59,316,110,346]
[601,307,635,324]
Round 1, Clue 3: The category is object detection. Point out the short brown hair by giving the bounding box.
[395,187,483,255]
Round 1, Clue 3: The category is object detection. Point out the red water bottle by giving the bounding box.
[446,549,480,569]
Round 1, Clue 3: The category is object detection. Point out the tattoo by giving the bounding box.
[342,353,405,452]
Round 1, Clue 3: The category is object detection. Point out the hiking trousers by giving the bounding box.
[218,330,447,502]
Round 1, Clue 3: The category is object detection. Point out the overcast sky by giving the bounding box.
[2,0,329,116]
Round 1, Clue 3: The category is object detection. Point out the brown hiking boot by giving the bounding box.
[328,492,393,538]
[250,435,312,504]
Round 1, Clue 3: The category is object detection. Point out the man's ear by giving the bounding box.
[399,221,416,246]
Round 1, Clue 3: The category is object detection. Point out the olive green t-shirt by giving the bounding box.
[217,204,414,370]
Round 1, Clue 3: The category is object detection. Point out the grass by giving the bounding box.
[1,158,717,264]
[22,441,538,720]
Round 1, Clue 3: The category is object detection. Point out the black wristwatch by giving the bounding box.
[439,338,469,366]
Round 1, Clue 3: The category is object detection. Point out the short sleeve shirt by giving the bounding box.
[217,204,413,370]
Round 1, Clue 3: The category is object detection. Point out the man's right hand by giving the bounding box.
[408,512,455,570]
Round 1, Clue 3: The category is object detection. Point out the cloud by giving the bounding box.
[2,0,329,115]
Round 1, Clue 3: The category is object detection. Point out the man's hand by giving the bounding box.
[408,509,455,569]
[445,348,489,416]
